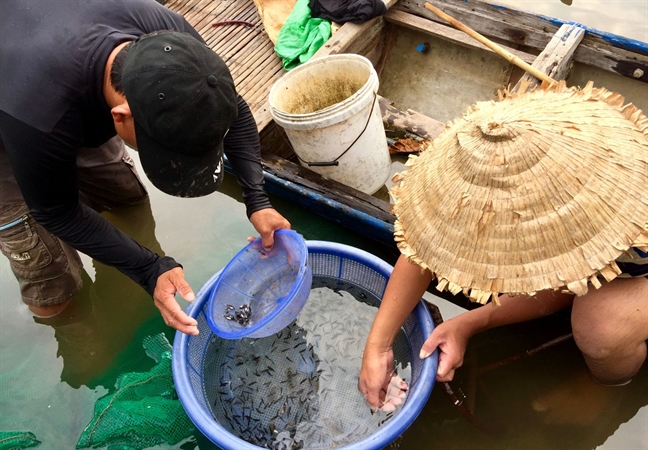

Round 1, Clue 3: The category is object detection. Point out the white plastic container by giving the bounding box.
[269,54,391,195]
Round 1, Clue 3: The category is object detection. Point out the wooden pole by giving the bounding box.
[424,2,557,85]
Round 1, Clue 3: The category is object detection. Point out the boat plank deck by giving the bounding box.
[166,0,285,122]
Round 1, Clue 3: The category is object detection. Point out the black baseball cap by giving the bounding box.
[122,31,238,197]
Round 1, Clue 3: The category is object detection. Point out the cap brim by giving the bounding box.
[135,121,225,198]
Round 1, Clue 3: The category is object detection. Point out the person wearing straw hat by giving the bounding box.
[359,82,648,410]
[0,0,290,336]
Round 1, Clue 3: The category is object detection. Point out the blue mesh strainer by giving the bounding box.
[205,229,312,339]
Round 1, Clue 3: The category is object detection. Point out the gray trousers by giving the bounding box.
[0,136,148,306]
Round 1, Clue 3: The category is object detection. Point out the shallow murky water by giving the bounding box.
[2,147,647,450]
[1,3,646,448]
[491,0,647,43]
[2,147,645,450]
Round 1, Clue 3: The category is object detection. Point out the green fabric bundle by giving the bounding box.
[275,0,331,70]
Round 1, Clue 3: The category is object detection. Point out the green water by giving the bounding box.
[2,150,646,450]
[0,154,399,450]
[1,2,647,446]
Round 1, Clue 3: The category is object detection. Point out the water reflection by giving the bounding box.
[32,198,166,389]
[398,314,648,450]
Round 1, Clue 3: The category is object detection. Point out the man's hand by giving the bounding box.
[153,267,199,335]
[419,318,471,381]
[249,208,291,250]
[359,345,408,411]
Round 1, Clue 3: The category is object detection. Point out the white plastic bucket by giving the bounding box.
[269,54,391,195]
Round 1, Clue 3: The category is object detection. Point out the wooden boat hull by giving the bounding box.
[169,0,647,250]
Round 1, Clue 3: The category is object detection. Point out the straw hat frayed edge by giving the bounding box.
[390,81,648,305]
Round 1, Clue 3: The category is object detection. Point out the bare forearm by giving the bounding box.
[452,289,575,338]
[366,255,433,349]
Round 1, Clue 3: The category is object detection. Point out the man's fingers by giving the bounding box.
[380,401,397,412]
[389,374,408,390]
[436,352,456,381]
[161,299,199,335]
[435,343,462,381]
[261,232,275,251]
[420,333,442,359]
[169,301,198,326]
[437,368,455,382]
[153,267,199,335]
[158,266,195,301]
[249,208,291,251]
[360,381,383,410]
[366,389,382,409]
[169,272,195,302]
[437,357,450,378]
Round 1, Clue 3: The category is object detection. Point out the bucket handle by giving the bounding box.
[296,91,378,167]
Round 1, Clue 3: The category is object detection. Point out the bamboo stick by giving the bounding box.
[478,333,574,374]
[424,2,557,85]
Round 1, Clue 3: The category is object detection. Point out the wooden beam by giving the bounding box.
[260,153,395,222]
[400,0,563,50]
[574,44,648,83]
[513,23,585,90]
[400,0,648,83]
[379,96,445,139]
[385,8,536,64]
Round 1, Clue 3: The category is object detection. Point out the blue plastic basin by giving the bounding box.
[172,241,437,449]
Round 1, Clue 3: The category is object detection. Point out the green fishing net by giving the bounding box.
[0,432,41,450]
[275,0,331,70]
[76,334,195,449]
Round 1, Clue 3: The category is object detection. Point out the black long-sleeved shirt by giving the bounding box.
[0,0,271,294]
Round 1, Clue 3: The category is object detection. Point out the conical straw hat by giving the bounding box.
[391,81,648,304]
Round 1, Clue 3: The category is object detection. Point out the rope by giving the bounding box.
[295,92,379,167]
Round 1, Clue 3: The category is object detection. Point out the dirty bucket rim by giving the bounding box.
[267,52,391,194]
[173,240,438,450]
[269,54,378,121]
[205,229,310,340]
